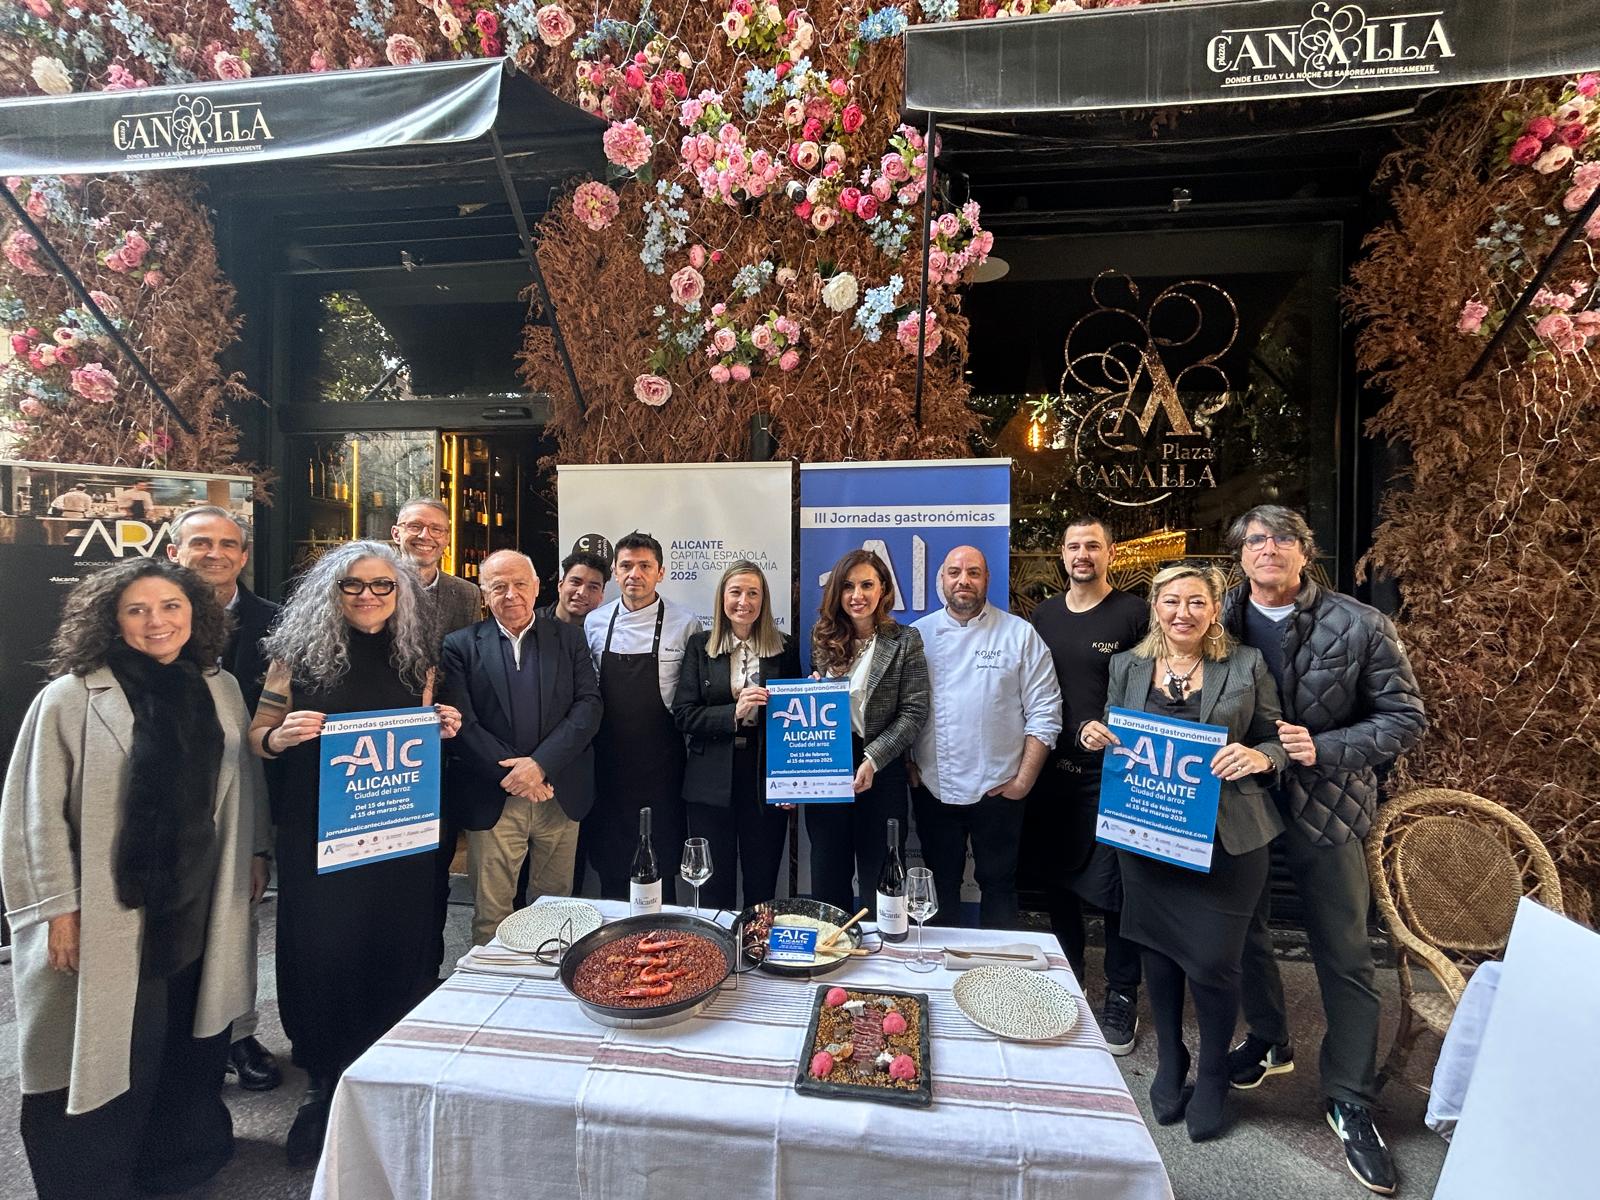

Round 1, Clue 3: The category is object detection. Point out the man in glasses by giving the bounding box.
[1222,505,1425,1195]
[393,498,485,976]
[393,498,482,638]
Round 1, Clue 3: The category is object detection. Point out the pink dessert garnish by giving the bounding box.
[810,1051,835,1078]
[824,987,849,1008]
[882,1010,907,1036]
[888,1054,917,1082]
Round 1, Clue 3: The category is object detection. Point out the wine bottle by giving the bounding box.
[630,806,662,915]
[876,818,909,942]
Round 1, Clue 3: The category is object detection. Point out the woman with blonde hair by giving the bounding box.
[673,560,798,909]
[1078,563,1286,1142]
[806,549,929,917]
[249,540,461,1167]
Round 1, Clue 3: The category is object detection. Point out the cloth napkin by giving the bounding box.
[941,942,1050,971]
[454,939,559,980]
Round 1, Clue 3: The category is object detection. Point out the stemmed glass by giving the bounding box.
[681,838,713,918]
[905,867,939,973]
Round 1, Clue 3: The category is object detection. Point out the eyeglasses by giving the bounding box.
[337,578,397,596]
[397,521,449,538]
[1242,533,1301,551]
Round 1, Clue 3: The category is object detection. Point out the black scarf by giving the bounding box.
[106,643,224,974]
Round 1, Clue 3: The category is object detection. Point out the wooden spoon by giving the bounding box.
[819,907,870,951]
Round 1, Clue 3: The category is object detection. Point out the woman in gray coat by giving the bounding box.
[1079,563,1286,1144]
[1,559,269,1199]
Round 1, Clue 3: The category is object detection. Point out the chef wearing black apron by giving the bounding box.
[583,533,701,899]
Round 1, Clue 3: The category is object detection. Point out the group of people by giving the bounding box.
[0,496,1424,1198]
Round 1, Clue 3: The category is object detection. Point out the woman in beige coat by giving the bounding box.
[1,559,269,1200]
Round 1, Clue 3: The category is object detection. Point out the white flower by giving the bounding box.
[822,272,859,313]
[31,56,73,96]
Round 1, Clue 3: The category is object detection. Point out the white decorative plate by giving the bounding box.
[952,966,1080,1042]
[496,900,603,953]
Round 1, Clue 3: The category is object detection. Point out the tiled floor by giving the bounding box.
[0,895,1448,1200]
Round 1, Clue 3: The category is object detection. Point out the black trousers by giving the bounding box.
[1240,819,1382,1107]
[687,741,789,910]
[20,956,233,1200]
[805,745,908,918]
[1050,892,1144,995]
[911,787,1028,929]
[430,809,461,976]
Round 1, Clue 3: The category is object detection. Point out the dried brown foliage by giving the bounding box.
[1348,80,1600,910]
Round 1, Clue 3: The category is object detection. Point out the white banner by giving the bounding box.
[557,462,794,632]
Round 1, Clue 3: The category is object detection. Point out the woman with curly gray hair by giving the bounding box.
[248,541,461,1168]
[2,559,268,1200]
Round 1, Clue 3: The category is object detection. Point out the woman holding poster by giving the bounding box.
[806,549,930,918]
[250,541,461,1168]
[1079,563,1285,1144]
[673,561,798,909]
[2,560,267,1200]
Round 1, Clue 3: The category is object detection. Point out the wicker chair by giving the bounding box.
[1366,787,1564,1090]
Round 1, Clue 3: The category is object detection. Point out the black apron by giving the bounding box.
[591,602,688,897]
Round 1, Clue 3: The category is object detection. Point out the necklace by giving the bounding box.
[1161,654,1202,701]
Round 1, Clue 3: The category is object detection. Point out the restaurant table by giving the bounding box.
[312,900,1173,1200]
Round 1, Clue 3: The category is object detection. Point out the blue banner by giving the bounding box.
[798,459,1011,670]
[765,678,855,803]
[317,707,442,874]
[1096,706,1226,873]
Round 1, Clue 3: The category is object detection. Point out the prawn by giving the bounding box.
[621,981,674,998]
[638,934,688,952]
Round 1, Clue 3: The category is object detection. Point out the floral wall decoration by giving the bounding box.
[1348,73,1600,912]
[1,0,1153,469]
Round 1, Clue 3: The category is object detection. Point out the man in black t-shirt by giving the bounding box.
[1026,517,1149,1055]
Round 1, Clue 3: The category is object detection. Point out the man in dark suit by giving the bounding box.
[167,504,282,1091]
[441,550,603,944]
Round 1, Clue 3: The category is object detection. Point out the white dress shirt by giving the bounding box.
[584,595,702,709]
[911,603,1063,806]
[497,616,537,668]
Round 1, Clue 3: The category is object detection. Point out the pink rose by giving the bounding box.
[810,206,837,232]
[603,119,653,172]
[19,398,46,418]
[1567,183,1599,213]
[123,230,149,258]
[882,153,910,182]
[1509,135,1544,166]
[624,63,645,89]
[70,362,119,404]
[840,104,865,134]
[1527,115,1557,140]
[782,98,805,126]
[1579,73,1600,98]
[729,363,751,382]
[794,141,820,170]
[36,345,56,367]
[838,186,862,213]
[536,4,577,46]
[1534,312,1584,354]
[55,346,78,368]
[709,363,732,383]
[855,194,879,221]
[1558,123,1588,148]
[937,211,961,239]
[483,35,503,56]
[309,51,329,72]
[386,35,425,67]
[1533,144,1575,175]
[89,290,120,315]
[794,199,812,220]
[870,176,893,202]
[670,266,705,307]
[212,51,251,80]
[475,10,499,37]
[689,244,707,269]
[713,327,738,354]
[53,327,78,347]
[1457,300,1489,334]
[9,334,30,356]
[143,270,166,288]
[778,348,800,372]
[4,228,47,277]
[572,180,620,231]
[829,78,848,98]
[25,0,51,17]
[633,374,673,406]
[24,192,46,220]
[751,324,774,352]
[27,350,48,371]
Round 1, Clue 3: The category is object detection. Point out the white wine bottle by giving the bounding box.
[630,807,662,915]
[876,818,908,943]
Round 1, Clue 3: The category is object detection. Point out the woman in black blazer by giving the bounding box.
[806,549,930,919]
[673,561,799,910]
[1079,563,1286,1143]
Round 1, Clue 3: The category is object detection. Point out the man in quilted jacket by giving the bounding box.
[1220,505,1425,1196]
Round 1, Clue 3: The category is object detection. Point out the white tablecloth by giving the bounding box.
[313,901,1172,1200]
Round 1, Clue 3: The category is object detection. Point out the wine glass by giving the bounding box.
[681,837,713,918]
[905,867,938,973]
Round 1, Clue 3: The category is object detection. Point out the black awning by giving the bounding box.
[0,57,601,176]
[904,0,1600,119]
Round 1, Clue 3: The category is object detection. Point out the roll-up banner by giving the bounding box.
[556,462,795,632]
[798,459,1011,670]
[0,460,257,770]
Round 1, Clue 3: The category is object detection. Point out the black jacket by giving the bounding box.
[224,584,279,714]
[672,629,800,808]
[1222,577,1426,846]
[440,616,603,829]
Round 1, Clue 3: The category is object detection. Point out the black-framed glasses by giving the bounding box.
[1242,533,1301,551]
[397,520,449,537]
[337,577,397,596]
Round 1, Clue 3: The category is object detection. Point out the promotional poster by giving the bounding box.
[765,678,855,803]
[557,461,793,632]
[317,707,442,874]
[1096,705,1226,872]
[798,459,1011,670]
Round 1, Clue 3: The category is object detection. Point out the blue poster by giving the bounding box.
[1095,706,1227,873]
[798,459,1011,670]
[317,707,442,874]
[765,678,855,803]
